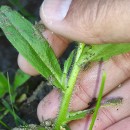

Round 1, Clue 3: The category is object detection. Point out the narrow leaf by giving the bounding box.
[67,108,94,123]
[66,97,122,123]
[89,72,106,130]
[0,6,62,89]
[79,44,130,66]
[0,120,11,130]
[2,99,25,125]
[92,44,130,61]
[61,50,75,88]
[13,69,30,89]
[0,72,8,97]
[0,72,8,88]
[37,126,46,130]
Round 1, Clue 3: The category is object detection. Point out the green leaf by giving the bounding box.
[89,72,106,130]
[0,72,8,98]
[0,105,5,112]
[61,50,75,88]
[37,126,46,130]
[64,125,71,130]
[0,119,11,130]
[66,97,122,123]
[92,44,130,61]
[0,109,9,120]
[2,99,25,125]
[0,6,62,89]
[0,72,8,88]
[13,69,30,89]
[67,108,94,123]
[79,44,130,66]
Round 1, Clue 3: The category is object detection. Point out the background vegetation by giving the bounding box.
[0,0,46,129]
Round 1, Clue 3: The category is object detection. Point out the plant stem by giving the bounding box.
[54,43,85,130]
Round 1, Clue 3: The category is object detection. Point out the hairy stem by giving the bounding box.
[54,43,85,130]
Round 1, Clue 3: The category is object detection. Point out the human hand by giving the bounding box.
[18,0,130,129]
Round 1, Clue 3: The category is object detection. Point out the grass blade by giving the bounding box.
[89,72,106,130]
[7,73,22,125]
[79,44,130,68]
[2,99,25,126]
[0,120,11,130]
[61,50,75,89]
[0,72,8,98]
[66,97,122,123]
[13,69,30,89]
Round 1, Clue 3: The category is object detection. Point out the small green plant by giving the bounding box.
[0,70,30,128]
[0,69,30,102]
[0,6,128,130]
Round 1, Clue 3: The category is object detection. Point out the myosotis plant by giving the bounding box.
[0,6,128,130]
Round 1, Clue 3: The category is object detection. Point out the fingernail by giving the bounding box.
[41,0,72,21]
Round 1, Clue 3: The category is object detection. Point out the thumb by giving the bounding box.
[40,0,130,44]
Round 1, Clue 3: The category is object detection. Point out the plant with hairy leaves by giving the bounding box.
[0,6,127,130]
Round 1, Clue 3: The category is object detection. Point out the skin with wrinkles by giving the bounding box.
[41,0,130,43]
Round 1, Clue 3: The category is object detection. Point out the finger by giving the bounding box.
[40,0,130,43]
[69,78,130,130]
[18,29,70,75]
[105,117,130,130]
[18,55,38,75]
[37,53,130,121]
[37,89,61,120]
